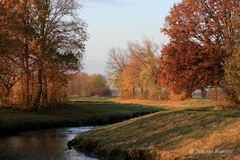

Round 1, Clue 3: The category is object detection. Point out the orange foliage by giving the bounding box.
[158,0,240,98]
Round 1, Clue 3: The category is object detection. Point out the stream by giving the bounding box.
[0,126,98,160]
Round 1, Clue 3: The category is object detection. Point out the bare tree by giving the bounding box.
[106,48,129,96]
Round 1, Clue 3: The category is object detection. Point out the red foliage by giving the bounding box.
[158,0,239,96]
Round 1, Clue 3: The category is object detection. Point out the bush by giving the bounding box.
[225,46,240,104]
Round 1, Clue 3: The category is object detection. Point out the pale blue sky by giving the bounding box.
[78,0,180,74]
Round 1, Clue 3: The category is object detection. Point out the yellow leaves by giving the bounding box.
[107,39,163,99]
[29,38,42,55]
[225,46,240,103]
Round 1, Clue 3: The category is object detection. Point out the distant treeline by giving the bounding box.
[67,73,111,97]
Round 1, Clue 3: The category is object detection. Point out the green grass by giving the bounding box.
[0,99,162,136]
[68,96,111,103]
[73,107,240,160]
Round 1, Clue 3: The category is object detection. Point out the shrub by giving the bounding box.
[225,46,240,104]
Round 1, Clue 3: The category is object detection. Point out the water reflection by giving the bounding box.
[0,127,98,160]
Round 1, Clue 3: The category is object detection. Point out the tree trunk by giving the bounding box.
[49,81,54,105]
[132,87,135,99]
[201,87,206,98]
[4,87,11,98]
[34,66,43,110]
[184,89,192,100]
[3,88,11,105]
[42,74,48,106]
[25,69,30,107]
[141,86,144,98]
[215,87,218,100]
[24,39,30,108]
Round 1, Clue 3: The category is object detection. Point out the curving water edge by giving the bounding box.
[0,126,99,160]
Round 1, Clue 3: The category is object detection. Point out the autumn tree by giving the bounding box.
[106,39,166,99]
[89,74,111,96]
[0,0,88,109]
[158,41,207,98]
[68,72,91,97]
[225,46,240,103]
[106,48,129,97]
[129,39,165,99]
[158,0,240,99]
[0,1,23,104]
[0,58,22,106]
[0,58,21,96]
[224,17,240,104]
[67,73,110,97]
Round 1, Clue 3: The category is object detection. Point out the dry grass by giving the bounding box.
[73,104,240,160]
[111,98,230,110]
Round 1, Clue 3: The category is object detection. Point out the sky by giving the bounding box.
[77,0,181,74]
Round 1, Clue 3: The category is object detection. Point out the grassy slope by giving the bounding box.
[112,98,229,110]
[0,98,161,136]
[73,100,240,160]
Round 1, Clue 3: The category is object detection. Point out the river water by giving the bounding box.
[0,127,99,160]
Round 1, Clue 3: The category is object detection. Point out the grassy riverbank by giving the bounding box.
[73,100,240,160]
[0,98,161,136]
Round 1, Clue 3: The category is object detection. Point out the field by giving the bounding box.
[111,98,229,110]
[72,99,240,160]
[0,98,161,136]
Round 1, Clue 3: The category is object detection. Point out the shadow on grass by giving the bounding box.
[0,100,164,137]
[72,106,240,160]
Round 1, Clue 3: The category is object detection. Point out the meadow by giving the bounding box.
[0,97,161,136]
[72,99,240,160]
